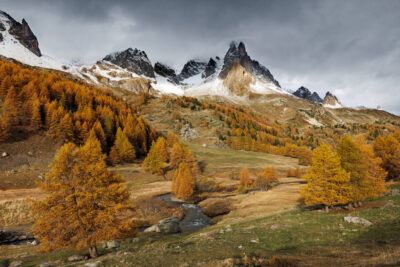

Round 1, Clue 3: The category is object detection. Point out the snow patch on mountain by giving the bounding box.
[0,12,64,70]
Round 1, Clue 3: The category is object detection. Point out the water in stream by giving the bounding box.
[156,193,211,232]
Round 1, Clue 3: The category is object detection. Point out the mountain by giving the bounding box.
[323,91,342,108]
[179,59,208,81]
[0,10,64,70]
[0,9,392,121]
[103,48,155,78]
[219,41,280,87]
[154,62,180,84]
[0,10,40,56]
[293,86,323,103]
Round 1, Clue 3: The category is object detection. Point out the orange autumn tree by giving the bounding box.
[373,134,400,180]
[337,135,369,201]
[238,168,251,192]
[32,137,132,258]
[114,127,136,162]
[172,162,195,199]
[142,138,167,176]
[256,166,278,190]
[0,117,8,142]
[356,136,387,198]
[300,143,351,207]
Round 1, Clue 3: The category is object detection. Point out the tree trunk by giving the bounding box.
[89,246,98,258]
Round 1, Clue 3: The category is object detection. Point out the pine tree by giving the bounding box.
[0,117,9,142]
[0,76,11,98]
[142,140,165,176]
[170,141,184,168]
[156,137,168,162]
[176,162,195,199]
[32,137,132,258]
[59,113,74,141]
[3,86,20,127]
[239,168,251,187]
[337,135,369,201]
[115,127,136,162]
[108,145,121,166]
[30,94,42,131]
[356,136,387,198]
[373,135,400,180]
[172,167,181,196]
[300,143,351,207]
[256,166,278,190]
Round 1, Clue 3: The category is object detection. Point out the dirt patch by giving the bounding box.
[0,134,60,190]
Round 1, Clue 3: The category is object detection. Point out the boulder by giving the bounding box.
[1,152,8,157]
[106,240,120,249]
[67,255,88,262]
[144,216,181,234]
[144,224,160,233]
[9,261,24,267]
[158,216,181,234]
[198,198,231,217]
[343,216,372,227]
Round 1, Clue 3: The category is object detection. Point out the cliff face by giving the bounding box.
[0,11,41,56]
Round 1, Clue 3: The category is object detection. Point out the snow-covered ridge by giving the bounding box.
[0,12,65,71]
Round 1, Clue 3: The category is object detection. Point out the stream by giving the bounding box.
[156,193,211,233]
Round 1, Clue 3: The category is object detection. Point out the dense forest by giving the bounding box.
[0,60,157,161]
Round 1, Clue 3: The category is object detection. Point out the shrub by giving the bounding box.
[196,177,219,193]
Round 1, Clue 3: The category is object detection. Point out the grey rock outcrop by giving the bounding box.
[144,216,181,234]
[103,48,155,78]
[343,216,372,227]
[154,62,180,84]
[293,86,323,103]
[0,11,41,56]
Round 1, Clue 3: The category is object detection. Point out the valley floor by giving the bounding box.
[1,140,399,266]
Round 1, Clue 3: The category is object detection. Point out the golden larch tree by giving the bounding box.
[32,137,132,258]
[114,127,136,162]
[142,140,166,176]
[300,143,351,207]
[373,135,400,180]
[356,136,387,198]
[239,168,251,187]
[108,145,121,166]
[256,166,278,190]
[156,137,169,162]
[0,117,8,142]
[176,162,195,199]
[337,135,369,201]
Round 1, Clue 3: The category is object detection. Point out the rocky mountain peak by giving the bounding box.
[179,59,207,81]
[103,47,155,78]
[293,86,322,103]
[219,41,280,87]
[203,57,220,79]
[0,10,41,56]
[154,62,179,84]
[323,91,341,106]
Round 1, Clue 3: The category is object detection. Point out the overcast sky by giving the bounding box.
[2,0,400,114]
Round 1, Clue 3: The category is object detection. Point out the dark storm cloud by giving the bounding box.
[2,0,400,113]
